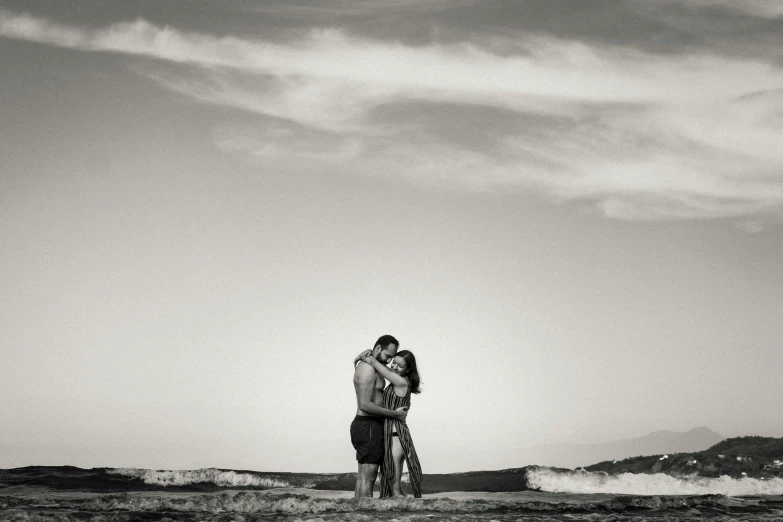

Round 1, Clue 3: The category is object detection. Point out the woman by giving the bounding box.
[354,349,423,498]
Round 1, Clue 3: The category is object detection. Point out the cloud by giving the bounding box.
[675,0,783,19]
[735,221,765,234]
[2,9,782,222]
[253,0,477,18]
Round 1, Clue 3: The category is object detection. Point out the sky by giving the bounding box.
[1,0,782,474]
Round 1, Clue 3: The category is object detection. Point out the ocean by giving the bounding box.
[2,466,783,521]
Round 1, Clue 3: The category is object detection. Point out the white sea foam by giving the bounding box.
[108,468,291,488]
[526,467,783,496]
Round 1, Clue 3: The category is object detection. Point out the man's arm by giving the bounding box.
[355,363,407,421]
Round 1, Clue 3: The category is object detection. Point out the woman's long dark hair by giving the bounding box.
[396,350,421,394]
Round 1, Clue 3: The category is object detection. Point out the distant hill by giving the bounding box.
[518,427,723,468]
[585,435,783,478]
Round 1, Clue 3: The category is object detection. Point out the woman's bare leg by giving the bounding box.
[392,436,406,497]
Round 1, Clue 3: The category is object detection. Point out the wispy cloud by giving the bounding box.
[253,0,477,18]
[675,0,783,19]
[2,9,782,221]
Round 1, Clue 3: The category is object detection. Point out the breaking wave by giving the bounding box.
[104,466,783,496]
[527,467,783,496]
[107,468,292,488]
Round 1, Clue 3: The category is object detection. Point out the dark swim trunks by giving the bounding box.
[350,415,384,464]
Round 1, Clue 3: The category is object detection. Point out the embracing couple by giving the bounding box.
[350,334,423,498]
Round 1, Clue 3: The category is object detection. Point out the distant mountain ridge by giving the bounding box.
[518,427,723,468]
[586,435,783,478]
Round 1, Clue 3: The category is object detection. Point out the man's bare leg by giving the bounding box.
[355,463,379,497]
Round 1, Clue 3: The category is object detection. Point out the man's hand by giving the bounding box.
[395,406,409,422]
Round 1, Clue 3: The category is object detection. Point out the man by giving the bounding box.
[351,334,408,497]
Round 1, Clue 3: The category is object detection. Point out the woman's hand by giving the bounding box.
[353,349,373,366]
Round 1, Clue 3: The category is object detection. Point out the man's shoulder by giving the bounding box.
[353,361,377,379]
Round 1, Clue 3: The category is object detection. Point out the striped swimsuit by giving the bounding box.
[379,381,423,498]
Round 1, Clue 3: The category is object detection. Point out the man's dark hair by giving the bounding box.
[374,334,399,350]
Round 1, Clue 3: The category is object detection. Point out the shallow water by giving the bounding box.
[2,487,783,522]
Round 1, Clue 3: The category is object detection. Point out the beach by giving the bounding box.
[3,487,783,521]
